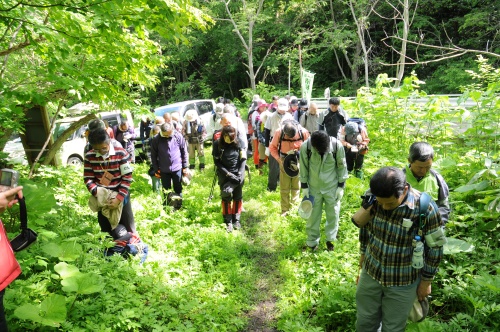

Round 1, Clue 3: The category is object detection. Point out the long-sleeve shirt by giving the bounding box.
[359,187,444,286]
[151,131,188,173]
[299,137,348,192]
[84,143,132,201]
[404,166,451,224]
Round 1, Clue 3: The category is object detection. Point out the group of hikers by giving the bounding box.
[75,95,451,330]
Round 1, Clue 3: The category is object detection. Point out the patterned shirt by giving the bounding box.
[84,143,132,201]
[359,187,443,286]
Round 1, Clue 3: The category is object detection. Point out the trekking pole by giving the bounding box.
[245,164,251,184]
[208,171,217,202]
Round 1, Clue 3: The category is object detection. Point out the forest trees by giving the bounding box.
[0,0,209,157]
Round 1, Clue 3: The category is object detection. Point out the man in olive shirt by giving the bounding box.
[404,142,450,224]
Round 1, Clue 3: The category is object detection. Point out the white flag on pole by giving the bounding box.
[301,69,315,101]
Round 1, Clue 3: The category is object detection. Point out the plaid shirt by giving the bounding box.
[359,187,443,287]
[84,144,132,201]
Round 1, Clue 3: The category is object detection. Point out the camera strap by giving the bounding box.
[10,195,38,252]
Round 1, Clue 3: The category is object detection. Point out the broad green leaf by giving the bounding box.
[443,238,475,254]
[14,294,67,327]
[54,262,80,279]
[455,180,489,193]
[61,273,105,294]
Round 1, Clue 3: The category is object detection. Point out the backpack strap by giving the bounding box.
[418,192,431,232]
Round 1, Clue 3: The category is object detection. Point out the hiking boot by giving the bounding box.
[233,221,241,230]
[189,164,195,170]
[280,211,288,217]
[199,163,205,171]
[354,169,364,179]
[226,223,233,233]
[326,241,335,252]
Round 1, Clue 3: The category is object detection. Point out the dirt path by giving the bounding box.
[242,214,281,332]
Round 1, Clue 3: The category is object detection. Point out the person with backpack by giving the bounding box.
[270,120,310,216]
[182,109,207,171]
[113,118,136,163]
[264,98,294,192]
[403,142,450,224]
[318,97,349,139]
[151,122,189,210]
[339,117,370,179]
[213,125,247,232]
[299,130,348,251]
[352,167,444,331]
[254,101,271,174]
[293,98,308,122]
[249,100,268,170]
[299,102,321,134]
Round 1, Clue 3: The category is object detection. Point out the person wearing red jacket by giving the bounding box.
[0,186,24,331]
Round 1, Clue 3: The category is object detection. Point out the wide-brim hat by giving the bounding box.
[408,297,429,322]
[184,109,198,122]
[283,153,299,177]
[298,195,315,219]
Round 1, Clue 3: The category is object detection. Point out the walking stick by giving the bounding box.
[245,164,251,184]
[208,171,217,202]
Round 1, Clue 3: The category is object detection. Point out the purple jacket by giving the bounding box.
[151,131,188,173]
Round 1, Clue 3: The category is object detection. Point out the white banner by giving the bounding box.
[301,69,315,101]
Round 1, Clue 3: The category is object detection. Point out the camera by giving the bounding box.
[0,168,20,193]
[361,189,376,210]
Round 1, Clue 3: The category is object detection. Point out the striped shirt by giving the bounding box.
[84,143,132,201]
[360,187,443,286]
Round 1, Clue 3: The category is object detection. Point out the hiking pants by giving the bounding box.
[98,194,136,234]
[160,169,183,198]
[279,163,300,213]
[305,188,340,247]
[267,154,280,191]
[252,139,259,166]
[345,148,365,172]
[356,269,418,332]
[188,142,205,166]
[258,142,268,163]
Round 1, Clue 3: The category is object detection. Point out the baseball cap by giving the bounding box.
[277,98,289,111]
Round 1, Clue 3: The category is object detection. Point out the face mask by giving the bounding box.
[224,135,234,144]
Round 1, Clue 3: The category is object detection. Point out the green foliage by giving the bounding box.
[3,67,500,331]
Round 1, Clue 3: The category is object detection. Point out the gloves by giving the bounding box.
[227,172,240,184]
[265,147,270,157]
[302,188,309,198]
[154,170,161,178]
[335,187,344,201]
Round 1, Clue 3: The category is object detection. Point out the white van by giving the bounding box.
[154,99,216,139]
[54,111,135,166]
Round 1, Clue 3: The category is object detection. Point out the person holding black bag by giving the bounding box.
[212,125,246,232]
[0,186,24,332]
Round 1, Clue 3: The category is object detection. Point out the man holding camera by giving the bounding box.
[352,167,444,331]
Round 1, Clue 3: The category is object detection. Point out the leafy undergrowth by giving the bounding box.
[4,74,500,331]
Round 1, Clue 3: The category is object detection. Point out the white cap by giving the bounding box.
[277,98,289,111]
[298,196,314,219]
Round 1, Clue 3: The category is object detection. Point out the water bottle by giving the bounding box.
[412,236,424,269]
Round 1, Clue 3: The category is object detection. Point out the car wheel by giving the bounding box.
[67,156,83,166]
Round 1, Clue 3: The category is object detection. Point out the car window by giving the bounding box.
[53,122,73,140]
[196,101,214,115]
[184,103,196,116]
[103,115,119,128]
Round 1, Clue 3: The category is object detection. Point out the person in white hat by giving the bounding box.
[299,130,348,251]
[263,98,293,192]
[182,109,207,171]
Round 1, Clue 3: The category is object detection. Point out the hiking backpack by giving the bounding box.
[344,117,367,145]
